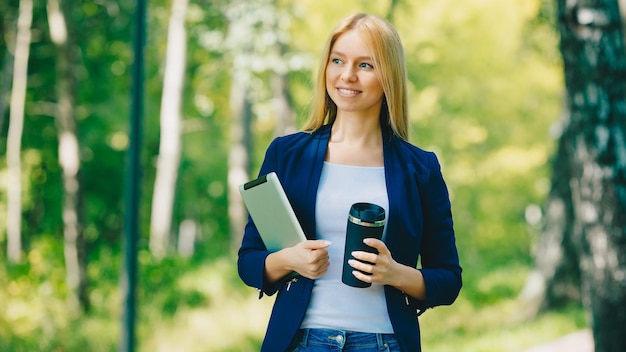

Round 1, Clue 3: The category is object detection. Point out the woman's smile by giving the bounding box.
[337,87,362,96]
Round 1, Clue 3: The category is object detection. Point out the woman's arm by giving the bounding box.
[264,240,332,283]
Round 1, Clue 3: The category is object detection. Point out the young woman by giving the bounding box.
[238,13,462,352]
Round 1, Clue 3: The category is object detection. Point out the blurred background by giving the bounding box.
[2,0,625,351]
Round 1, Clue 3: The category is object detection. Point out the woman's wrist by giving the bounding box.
[264,249,293,283]
[391,263,426,300]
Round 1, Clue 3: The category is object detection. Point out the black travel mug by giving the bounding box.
[342,202,386,288]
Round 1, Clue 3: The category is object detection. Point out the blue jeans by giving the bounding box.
[287,328,401,352]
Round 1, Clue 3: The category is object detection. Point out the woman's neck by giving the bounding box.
[326,113,384,166]
[330,112,381,146]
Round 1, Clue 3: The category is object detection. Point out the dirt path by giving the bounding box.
[523,330,593,352]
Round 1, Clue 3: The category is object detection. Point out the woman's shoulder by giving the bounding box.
[272,130,311,143]
[391,136,439,165]
[269,125,331,149]
[387,136,446,186]
[268,130,314,151]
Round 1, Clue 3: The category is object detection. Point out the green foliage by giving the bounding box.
[0,0,586,350]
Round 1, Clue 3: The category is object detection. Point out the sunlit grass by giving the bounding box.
[137,257,586,352]
[420,264,587,352]
[139,257,274,352]
[421,296,586,351]
[1,253,587,352]
[142,259,586,352]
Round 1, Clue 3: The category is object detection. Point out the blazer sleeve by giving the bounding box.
[237,138,286,297]
[416,152,462,311]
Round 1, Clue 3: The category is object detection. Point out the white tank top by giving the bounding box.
[301,161,393,333]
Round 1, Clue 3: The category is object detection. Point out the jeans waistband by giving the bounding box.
[295,328,396,350]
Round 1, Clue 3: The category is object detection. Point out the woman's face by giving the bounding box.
[325,30,384,117]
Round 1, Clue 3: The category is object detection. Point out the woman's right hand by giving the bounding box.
[288,240,331,279]
[265,240,331,282]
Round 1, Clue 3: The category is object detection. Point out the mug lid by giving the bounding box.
[349,202,385,226]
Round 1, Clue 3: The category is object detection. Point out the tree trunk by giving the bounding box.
[6,0,33,264]
[559,0,626,350]
[149,0,188,259]
[226,0,302,251]
[519,127,581,316]
[271,41,296,136]
[47,0,89,312]
[227,74,253,252]
[524,0,626,350]
[225,0,255,252]
[1,21,15,137]
[271,73,296,136]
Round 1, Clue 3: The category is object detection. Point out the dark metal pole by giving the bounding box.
[121,0,145,350]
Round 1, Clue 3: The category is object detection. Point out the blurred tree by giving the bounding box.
[149,0,189,259]
[522,0,626,351]
[224,0,303,250]
[0,8,15,137]
[225,0,254,251]
[270,42,297,137]
[46,0,89,312]
[6,0,32,263]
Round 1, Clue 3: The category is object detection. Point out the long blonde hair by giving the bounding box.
[301,13,409,141]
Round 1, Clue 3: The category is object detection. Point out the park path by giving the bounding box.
[523,330,593,352]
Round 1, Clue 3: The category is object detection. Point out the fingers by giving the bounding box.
[348,258,374,274]
[348,239,395,285]
[351,269,373,284]
[309,258,330,278]
[351,238,388,263]
[293,240,331,279]
[300,239,332,250]
[308,247,329,266]
[363,238,387,253]
[300,257,329,279]
[351,251,377,265]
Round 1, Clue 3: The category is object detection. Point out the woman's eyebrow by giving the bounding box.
[330,50,373,61]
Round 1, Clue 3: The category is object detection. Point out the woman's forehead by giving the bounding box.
[331,30,374,58]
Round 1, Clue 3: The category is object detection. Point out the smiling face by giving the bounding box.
[325,30,384,119]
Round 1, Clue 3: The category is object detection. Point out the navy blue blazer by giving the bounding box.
[238,124,462,352]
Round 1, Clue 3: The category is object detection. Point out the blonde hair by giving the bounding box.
[301,13,409,141]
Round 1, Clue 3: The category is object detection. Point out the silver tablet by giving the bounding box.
[239,172,307,251]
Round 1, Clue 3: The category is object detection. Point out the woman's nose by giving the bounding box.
[341,66,357,82]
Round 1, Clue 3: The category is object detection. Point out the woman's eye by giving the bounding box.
[359,62,374,69]
[331,58,342,64]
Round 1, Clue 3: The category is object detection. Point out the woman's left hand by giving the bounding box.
[348,238,400,287]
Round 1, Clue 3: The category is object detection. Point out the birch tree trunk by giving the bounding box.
[560,1,626,350]
[226,0,302,250]
[271,59,296,136]
[149,0,188,259]
[227,73,253,252]
[523,1,626,351]
[270,31,296,136]
[47,0,89,312]
[226,0,254,252]
[519,123,581,315]
[6,0,33,264]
